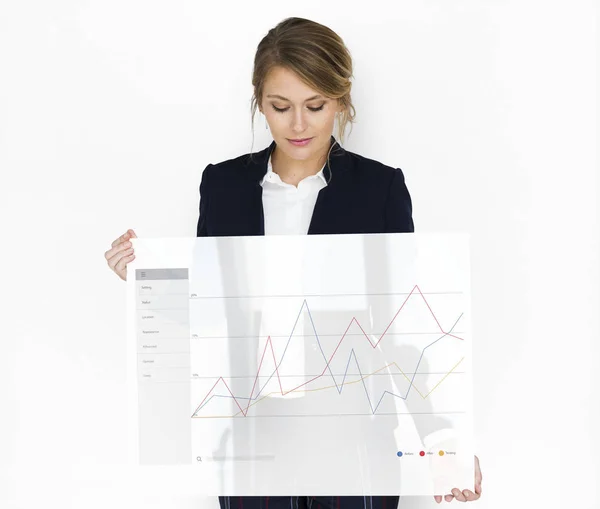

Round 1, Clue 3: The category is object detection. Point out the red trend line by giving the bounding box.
[243,336,285,415]
[193,376,245,417]
[269,336,284,395]
[415,284,463,341]
[193,285,463,416]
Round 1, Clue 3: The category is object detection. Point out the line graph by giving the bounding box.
[131,233,474,495]
[191,284,466,418]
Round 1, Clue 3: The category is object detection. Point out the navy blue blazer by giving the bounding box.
[196,135,414,237]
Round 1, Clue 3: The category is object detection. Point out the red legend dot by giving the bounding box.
[420,451,425,456]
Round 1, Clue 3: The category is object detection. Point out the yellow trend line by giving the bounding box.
[423,357,465,398]
[193,357,465,418]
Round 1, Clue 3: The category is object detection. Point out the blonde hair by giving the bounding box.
[249,17,356,165]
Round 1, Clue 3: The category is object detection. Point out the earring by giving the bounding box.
[265,116,268,130]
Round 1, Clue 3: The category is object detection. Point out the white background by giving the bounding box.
[0,1,597,508]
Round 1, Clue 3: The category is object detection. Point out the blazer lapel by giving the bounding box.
[308,137,352,234]
[245,139,277,235]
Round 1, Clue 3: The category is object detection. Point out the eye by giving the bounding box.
[271,104,326,113]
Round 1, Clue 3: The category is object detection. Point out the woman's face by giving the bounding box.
[260,66,343,162]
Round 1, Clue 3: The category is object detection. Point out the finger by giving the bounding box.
[111,229,136,248]
[463,490,481,502]
[111,231,132,248]
[451,489,466,502]
[462,490,479,501]
[444,494,454,502]
[105,241,133,264]
[474,456,482,482]
[108,248,134,273]
[474,482,482,495]
[434,496,442,503]
[114,252,135,276]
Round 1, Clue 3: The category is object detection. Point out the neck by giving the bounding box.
[271,140,329,187]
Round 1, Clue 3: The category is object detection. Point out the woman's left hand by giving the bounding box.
[434,455,482,503]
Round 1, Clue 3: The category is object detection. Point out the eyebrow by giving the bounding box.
[266,94,324,102]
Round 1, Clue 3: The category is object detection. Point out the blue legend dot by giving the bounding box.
[397,451,403,457]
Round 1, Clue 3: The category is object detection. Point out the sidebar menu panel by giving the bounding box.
[136,268,191,464]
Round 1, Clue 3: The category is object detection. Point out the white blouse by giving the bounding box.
[260,154,327,235]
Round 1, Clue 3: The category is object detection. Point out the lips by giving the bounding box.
[288,137,313,146]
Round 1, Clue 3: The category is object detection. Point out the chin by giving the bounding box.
[281,149,313,161]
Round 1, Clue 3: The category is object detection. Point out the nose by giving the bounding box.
[291,108,308,133]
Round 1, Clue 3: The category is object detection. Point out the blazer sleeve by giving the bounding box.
[384,168,415,233]
[196,164,213,237]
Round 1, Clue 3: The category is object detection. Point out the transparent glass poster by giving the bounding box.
[127,233,474,496]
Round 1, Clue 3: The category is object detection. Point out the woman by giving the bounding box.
[105,16,482,509]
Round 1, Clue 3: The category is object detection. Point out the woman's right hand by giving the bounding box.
[105,229,137,281]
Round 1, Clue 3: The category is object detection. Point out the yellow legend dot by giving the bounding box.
[438,450,445,456]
